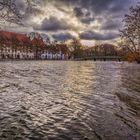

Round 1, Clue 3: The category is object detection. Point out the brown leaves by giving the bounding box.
[120,3,140,62]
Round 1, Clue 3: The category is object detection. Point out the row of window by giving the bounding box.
[0,53,34,59]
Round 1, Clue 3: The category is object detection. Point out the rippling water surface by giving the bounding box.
[0,61,140,140]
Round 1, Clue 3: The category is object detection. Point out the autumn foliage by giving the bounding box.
[121,4,140,63]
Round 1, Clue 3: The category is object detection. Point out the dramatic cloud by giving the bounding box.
[34,16,73,31]
[1,0,138,44]
[73,7,94,24]
[80,31,119,40]
[59,0,135,14]
[74,7,84,17]
[101,19,122,30]
[52,32,74,41]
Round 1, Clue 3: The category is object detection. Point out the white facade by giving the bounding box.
[0,47,68,60]
[41,51,66,60]
[0,47,35,59]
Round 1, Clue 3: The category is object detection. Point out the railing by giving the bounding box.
[74,56,121,61]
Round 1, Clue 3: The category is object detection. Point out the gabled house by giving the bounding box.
[0,31,70,60]
[0,31,35,59]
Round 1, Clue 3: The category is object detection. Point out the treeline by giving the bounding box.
[120,3,140,63]
[68,38,119,59]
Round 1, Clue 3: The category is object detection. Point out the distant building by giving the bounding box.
[0,31,69,60]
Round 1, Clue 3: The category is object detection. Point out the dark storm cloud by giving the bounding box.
[34,16,75,31]
[80,31,119,40]
[74,7,84,17]
[80,17,95,24]
[7,0,137,42]
[57,0,136,31]
[59,0,134,13]
[101,19,122,30]
[52,32,74,41]
[73,7,94,24]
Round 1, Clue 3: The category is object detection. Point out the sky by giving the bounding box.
[1,0,138,46]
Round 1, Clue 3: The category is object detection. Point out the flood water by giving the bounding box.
[0,61,140,140]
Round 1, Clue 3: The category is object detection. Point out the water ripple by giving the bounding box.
[0,61,140,140]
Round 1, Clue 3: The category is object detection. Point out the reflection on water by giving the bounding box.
[0,61,140,140]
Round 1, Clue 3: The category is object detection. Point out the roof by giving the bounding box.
[0,30,45,47]
[0,31,25,41]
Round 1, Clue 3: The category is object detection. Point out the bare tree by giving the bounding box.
[120,3,140,63]
[0,0,23,24]
[69,38,83,59]
[0,0,42,25]
[31,35,44,59]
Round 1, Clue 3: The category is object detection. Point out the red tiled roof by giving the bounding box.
[0,31,45,47]
[31,38,45,47]
[0,31,24,40]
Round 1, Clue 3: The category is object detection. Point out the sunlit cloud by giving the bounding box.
[1,0,138,46]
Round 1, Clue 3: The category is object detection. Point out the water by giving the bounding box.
[0,61,140,140]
